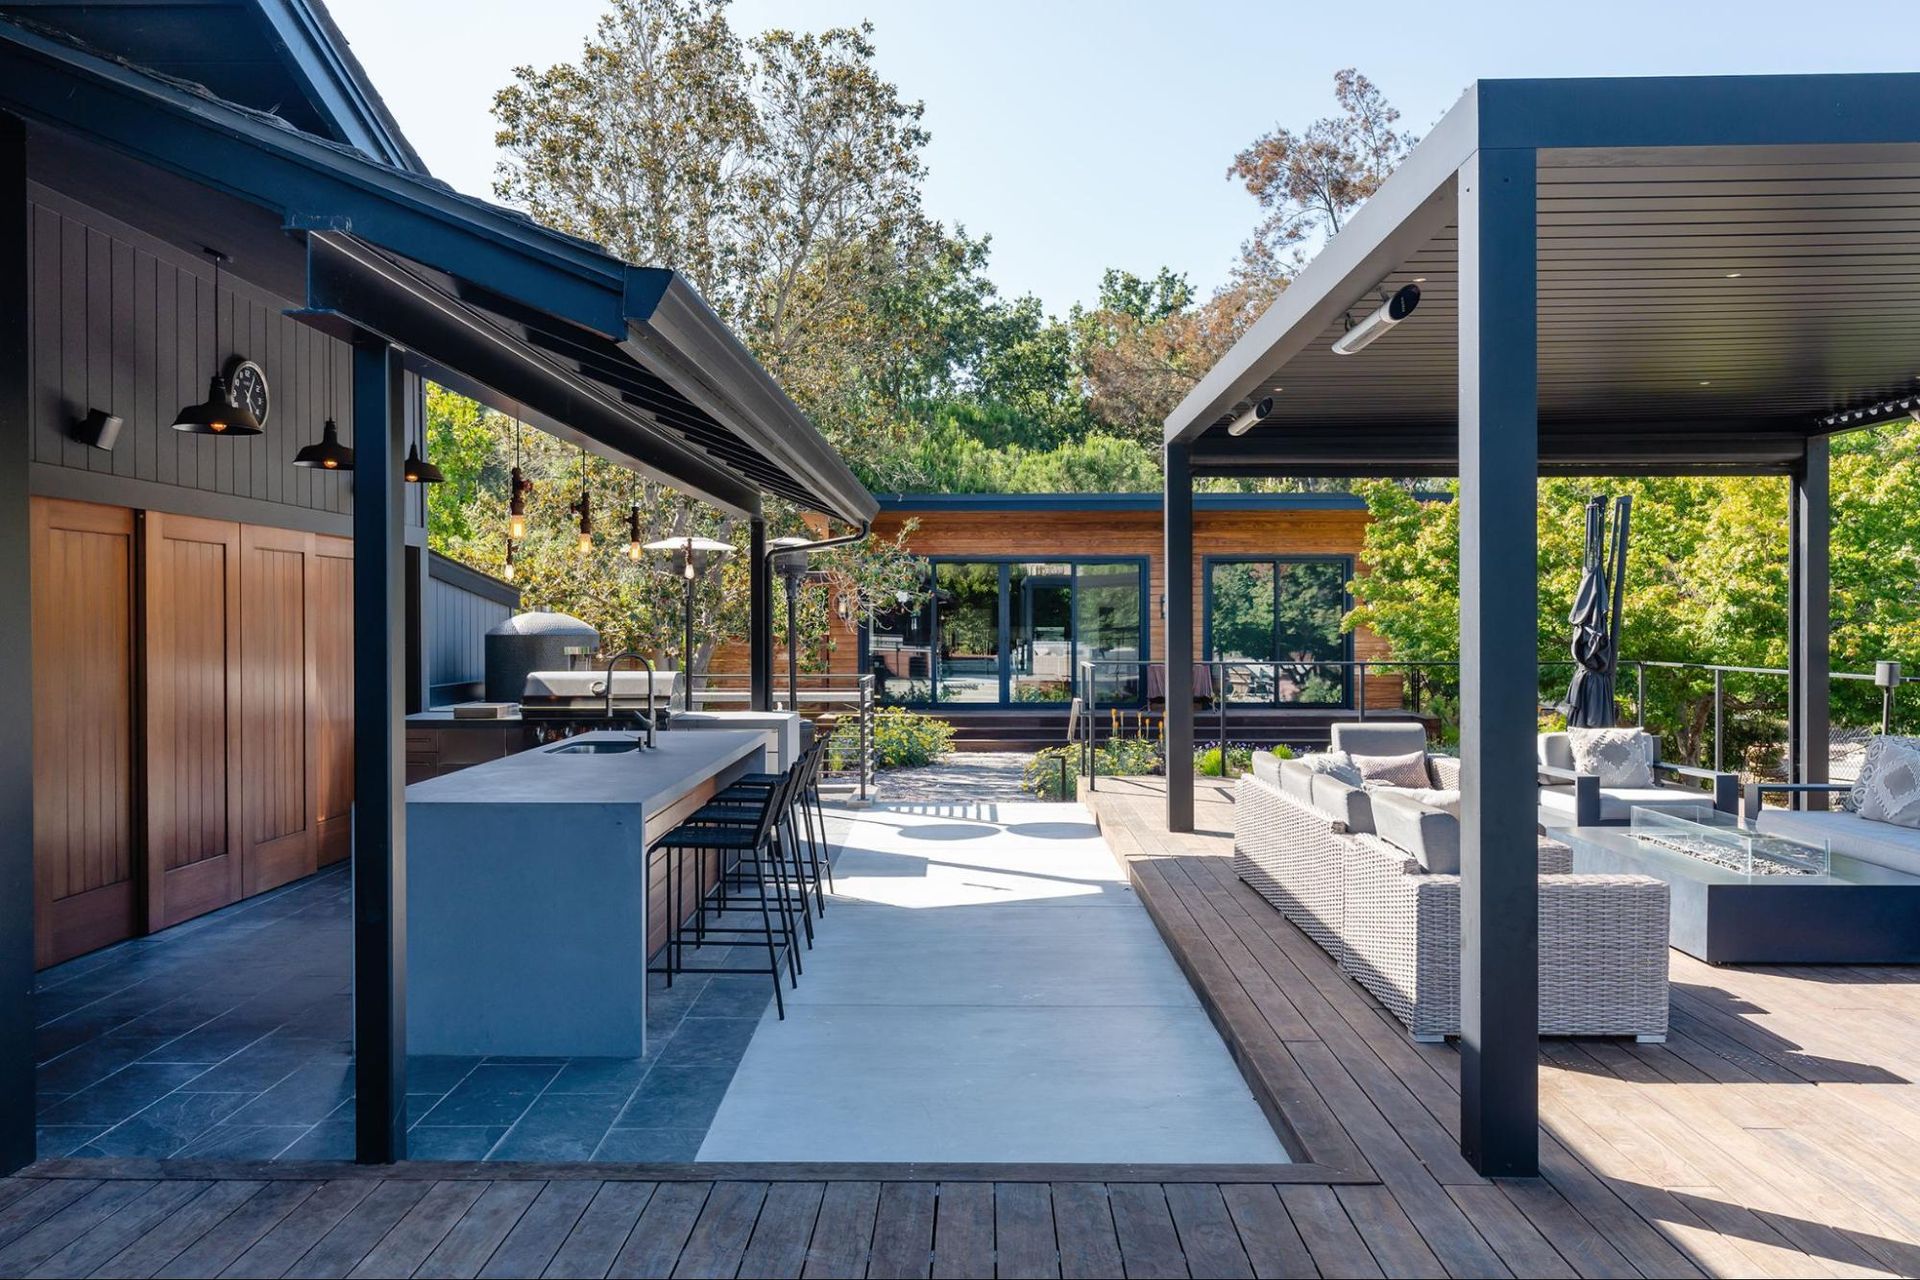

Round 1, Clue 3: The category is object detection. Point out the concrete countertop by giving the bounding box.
[405,728,766,808]
[407,708,525,725]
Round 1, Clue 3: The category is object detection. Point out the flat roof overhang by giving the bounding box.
[1167,75,1920,478]
[0,16,877,523]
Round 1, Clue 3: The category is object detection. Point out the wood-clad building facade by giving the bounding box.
[795,493,1419,740]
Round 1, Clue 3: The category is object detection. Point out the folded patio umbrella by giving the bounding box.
[1565,496,1616,727]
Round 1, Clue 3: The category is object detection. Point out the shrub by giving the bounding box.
[1193,742,1244,777]
[1023,746,1079,800]
[1096,735,1163,777]
[867,706,956,769]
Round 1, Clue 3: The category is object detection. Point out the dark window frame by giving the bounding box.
[1201,554,1356,709]
[861,554,1152,710]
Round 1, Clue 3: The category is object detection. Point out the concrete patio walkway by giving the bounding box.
[697,801,1291,1164]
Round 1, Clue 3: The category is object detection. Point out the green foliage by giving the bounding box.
[1348,423,1920,765]
[1013,682,1073,703]
[1196,743,1257,777]
[1023,746,1079,800]
[1095,736,1163,777]
[868,707,956,769]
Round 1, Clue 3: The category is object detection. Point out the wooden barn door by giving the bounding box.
[308,534,354,867]
[239,525,317,894]
[143,512,243,929]
[31,499,140,967]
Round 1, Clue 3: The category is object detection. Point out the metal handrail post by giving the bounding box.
[859,675,872,803]
[1712,668,1725,771]
[1216,660,1227,766]
[1356,660,1368,720]
[1087,661,1099,791]
[1636,662,1647,726]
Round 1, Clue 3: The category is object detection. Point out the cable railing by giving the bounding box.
[1070,655,1913,788]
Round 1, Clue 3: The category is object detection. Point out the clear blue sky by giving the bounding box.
[326,0,1920,317]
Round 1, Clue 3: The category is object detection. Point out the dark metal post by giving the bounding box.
[749,513,771,711]
[0,112,36,1176]
[785,575,801,710]
[1712,668,1725,772]
[1216,662,1227,764]
[682,571,696,711]
[1164,441,1196,831]
[1456,144,1539,1177]
[352,336,408,1164]
[1790,439,1831,806]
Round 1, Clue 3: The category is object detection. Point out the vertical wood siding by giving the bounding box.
[26,187,429,530]
[30,499,138,967]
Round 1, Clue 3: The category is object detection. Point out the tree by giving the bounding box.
[1228,69,1417,272]
[1345,422,1920,765]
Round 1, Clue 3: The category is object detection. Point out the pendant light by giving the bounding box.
[503,539,517,582]
[507,419,531,540]
[404,441,444,484]
[173,249,262,436]
[571,447,593,554]
[292,346,354,470]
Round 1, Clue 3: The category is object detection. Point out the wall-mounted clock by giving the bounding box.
[226,357,270,429]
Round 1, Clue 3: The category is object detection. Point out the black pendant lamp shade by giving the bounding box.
[404,442,445,484]
[172,250,262,436]
[293,419,354,470]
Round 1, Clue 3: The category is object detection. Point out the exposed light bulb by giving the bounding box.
[508,510,527,540]
[578,530,593,555]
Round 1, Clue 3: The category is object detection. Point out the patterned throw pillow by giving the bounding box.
[1300,750,1363,788]
[1565,727,1654,787]
[1851,734,1920,813]
[1349,749,1431,789]
[1855,736,1920,829]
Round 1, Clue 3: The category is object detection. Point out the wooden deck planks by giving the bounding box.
[7,777,1920,1278]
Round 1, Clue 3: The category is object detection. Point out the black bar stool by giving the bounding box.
[648,766,800,1018]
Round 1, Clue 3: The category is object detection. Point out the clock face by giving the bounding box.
[226,358,270,428]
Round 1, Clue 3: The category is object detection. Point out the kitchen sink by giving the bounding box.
[546,739,645,755]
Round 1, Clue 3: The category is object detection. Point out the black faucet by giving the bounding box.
[599,651,660,747]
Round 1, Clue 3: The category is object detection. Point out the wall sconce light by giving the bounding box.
[74,409,122,451]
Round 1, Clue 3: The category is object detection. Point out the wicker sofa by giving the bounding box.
[1235,726,1671,1042]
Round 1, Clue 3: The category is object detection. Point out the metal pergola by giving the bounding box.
[1161,73,1920,1177]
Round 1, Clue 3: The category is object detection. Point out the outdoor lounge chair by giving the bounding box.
[1537,729,1739,827]
[1234,769,1670,1041]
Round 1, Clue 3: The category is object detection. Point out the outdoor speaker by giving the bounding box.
[75,408,122,451]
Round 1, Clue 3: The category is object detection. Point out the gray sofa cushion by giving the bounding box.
[1330,722,1427,759]
[1538,784,1703,824]
[1310,774,1375,833]
[1755,808,1920,879]
[1369,790,1460,873]
[1276,758,1317,805]
[1369,785,1462,818]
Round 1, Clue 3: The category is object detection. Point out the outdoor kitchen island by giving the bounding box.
[403,728,771,1057]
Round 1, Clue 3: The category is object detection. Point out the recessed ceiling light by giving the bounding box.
[1725,271,1742,278]
[1699,380,1712,386]
[1413,276,1427,283]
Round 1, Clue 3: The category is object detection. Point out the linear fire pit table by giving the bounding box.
[1559,805,1920,964]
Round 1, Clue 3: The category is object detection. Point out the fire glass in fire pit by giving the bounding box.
[1630,805,1830,877]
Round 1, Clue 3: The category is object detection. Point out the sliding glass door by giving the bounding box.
[872,559,1147,707]
[1205,556,1353,707]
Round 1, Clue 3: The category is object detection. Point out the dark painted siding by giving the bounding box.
[425,555,516,705]
[26,185,428,532]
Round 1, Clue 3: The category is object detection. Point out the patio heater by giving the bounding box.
[770,536,830,709]
[1877,660,1902,734]
[643,535,736,709]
